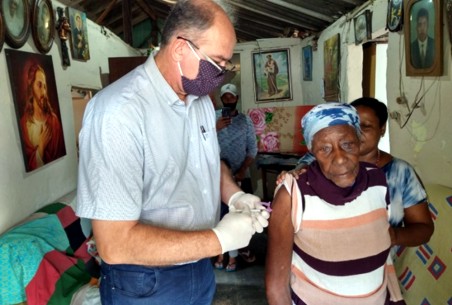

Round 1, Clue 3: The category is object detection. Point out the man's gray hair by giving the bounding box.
[160,0,235,47]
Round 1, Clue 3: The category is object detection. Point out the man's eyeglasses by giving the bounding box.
[177,36,235,74]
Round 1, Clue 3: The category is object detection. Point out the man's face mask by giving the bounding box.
[178,38,226,97]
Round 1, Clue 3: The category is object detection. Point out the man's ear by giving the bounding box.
[171,37,186,62]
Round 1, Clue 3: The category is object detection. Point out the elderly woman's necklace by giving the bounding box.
[375,149,381,166]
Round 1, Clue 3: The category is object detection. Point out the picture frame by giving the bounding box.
[324,34,340,102]
[445,0,452,51]
[67,7,90,60]
[0,0,30,48]
[404,0,442,76]
[31,0,54,54]
[5,49,66,172]
[0,10,4,52]
[354,10,372,45]
[386,0,403,32]
[252,49,292,103]
[302,45,312,81]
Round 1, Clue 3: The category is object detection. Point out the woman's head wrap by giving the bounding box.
[302,102,361,150]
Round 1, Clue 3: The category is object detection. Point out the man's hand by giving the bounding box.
[228,192,270,233]
[216,117,231,131]
[212,212,256,253]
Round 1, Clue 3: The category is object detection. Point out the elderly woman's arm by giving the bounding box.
[389,201,434,246]
[265,187,294,305]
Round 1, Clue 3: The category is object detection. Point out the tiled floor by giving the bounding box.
[212,233,269,305]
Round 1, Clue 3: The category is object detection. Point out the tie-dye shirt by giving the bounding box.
[298,153,427,226]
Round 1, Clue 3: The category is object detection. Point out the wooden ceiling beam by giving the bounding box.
[122,0,133,44]
[135,0,157,20]
[96,0,118,24]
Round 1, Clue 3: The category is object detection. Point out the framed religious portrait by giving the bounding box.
[31,0,54,54]
[354,10,372,45]
[252,49,292,103]
[302,45,313,81]
[404,0,442,76]
[324,34,340,101]
[0,0,30,48]
[5,49,66,172]
[386,0,403,32]
[67,7,90,60]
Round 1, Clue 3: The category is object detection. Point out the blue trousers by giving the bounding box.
[100,258,216,305]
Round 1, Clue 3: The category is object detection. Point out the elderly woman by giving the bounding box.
[265,103,405,305]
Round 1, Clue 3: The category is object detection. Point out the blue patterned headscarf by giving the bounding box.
[302,102,361,150]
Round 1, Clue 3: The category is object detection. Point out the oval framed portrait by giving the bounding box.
[0,0,30,48]
[0,11,4,52]
[31,0,54,53]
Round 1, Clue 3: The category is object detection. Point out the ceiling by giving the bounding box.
[58,0,368,47]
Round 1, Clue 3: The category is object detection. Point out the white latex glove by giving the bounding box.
[228,191,270,233]
[212,211,256,253]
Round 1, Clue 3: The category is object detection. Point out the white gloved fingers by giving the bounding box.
[259,210,271,220]
[228,191,261,210]
[251,213,269,233]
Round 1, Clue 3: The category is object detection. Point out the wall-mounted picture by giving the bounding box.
[387,0,403,32]
[31,0,54,54]
[0,10,4,51]
[252,49,292,103]
[5,49,66,172]
[404,0,442,76]
[1,0,30,48]
[445,0,452,54]
[354,10,372,44]
[302,45,312,81]
[67,7,90,60]
[323,33,340,102]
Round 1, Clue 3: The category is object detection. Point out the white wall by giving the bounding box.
[0,0,140,233]
[235,0,452,189]
[234,38,304,113]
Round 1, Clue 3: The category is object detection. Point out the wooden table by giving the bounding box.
[256,152,302,201]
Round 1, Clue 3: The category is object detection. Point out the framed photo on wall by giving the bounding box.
[404,0,442,76]
[5,49,66,172]
[0,10,4,52]
[324,34,340,102]
[386,0,403,32]
[67,7,90,60]
[0,0,30,48]
[445,0,452,52]
[302,45,312,81]
[252,49,292,103]
[31,0,54,54]
[354,10,372,45]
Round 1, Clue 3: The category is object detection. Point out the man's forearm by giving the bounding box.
[93,220,221,266]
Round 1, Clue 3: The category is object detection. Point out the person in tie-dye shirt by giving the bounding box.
[277,97,434,250]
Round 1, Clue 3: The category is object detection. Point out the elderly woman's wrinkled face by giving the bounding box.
[311,125,360,188]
